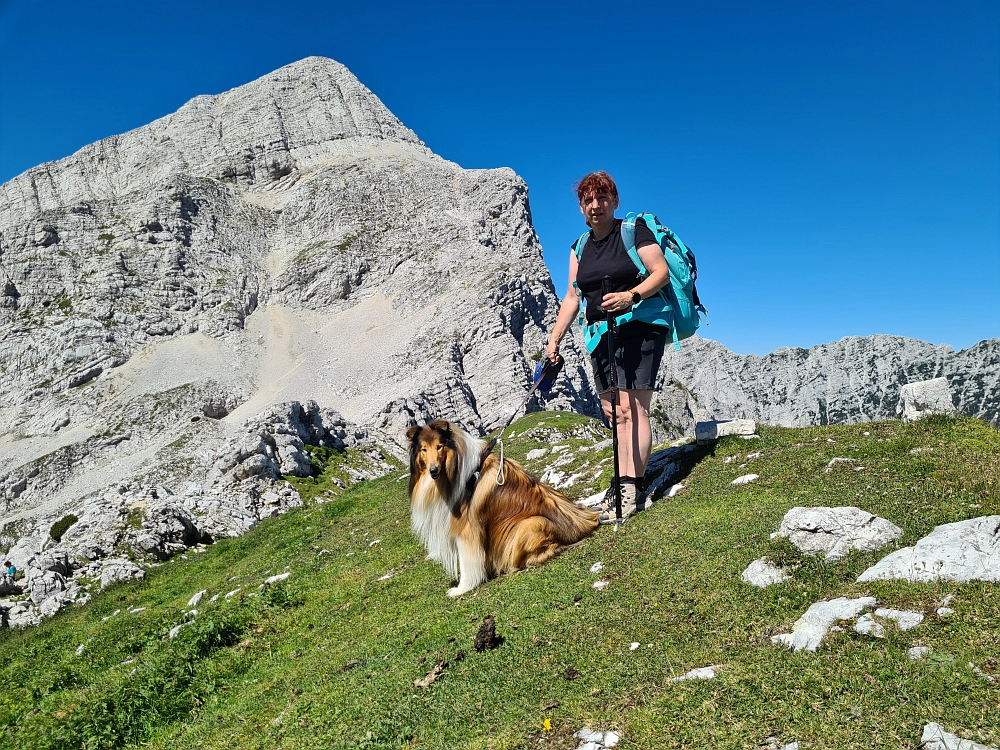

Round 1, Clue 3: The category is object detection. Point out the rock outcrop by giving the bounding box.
[771,506,903,561]
[896,377,956,421]
[649,335,1000,439]
[857,515,1000,583]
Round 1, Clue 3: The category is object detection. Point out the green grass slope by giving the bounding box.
[1,413,997,749]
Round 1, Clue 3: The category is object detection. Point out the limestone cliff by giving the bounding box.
[0,57,597,625]
[649,334,1000,439]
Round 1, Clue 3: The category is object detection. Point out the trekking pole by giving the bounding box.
[602,276,623,523]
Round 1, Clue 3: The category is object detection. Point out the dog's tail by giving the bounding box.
[480,455,599,543]
[539,482,600,543]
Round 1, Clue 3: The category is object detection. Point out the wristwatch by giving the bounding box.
[630,289,641,304]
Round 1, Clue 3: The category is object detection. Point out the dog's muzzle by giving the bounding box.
[428,464,440,480]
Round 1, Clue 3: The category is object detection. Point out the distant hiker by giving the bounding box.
[544,172,673,522]
[2,560,15,582]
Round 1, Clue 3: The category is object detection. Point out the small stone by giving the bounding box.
[731,474,759,485]
[589,562,604,574]
[824,457,856,472]
[920,723,998,750]
[592,580,609,590]
[907,646,931,660]
[187,589,207,607]
[264,572,290,584]
[854,613,885,638]
[669,665,721,682]
[874,607,924,631]
[575,728,604,743]
[741,558,790,587]
[630,642,640,651]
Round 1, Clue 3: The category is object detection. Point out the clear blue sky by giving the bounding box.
[2,0,997,355]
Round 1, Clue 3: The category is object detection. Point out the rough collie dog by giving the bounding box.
[407,420,599,596]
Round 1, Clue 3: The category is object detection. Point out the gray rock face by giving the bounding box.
[0,57,600,625]
[99,558,145,589]
[896,377,956,421]
[771,506,903,560]
[857,516,1000,583]
[650,335,1000,439]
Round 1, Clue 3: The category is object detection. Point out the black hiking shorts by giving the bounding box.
[589,321,667,393]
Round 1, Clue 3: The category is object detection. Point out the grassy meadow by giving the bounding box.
[0,412,997,749]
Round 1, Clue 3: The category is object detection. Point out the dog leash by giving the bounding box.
[465,355,562,496]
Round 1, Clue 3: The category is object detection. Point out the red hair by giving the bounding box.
[575,171,619,204]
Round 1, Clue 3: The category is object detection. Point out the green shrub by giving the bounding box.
[49,515,78,543]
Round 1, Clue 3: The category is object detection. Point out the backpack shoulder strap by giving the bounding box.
[621,212,649,277]
[573,231,590,261]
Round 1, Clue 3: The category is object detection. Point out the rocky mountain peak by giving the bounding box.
[0,56,422,228]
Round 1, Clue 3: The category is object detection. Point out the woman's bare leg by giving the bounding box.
[599,388,655,479]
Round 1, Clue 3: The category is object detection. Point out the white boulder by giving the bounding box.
[772,506,902,560]
[696,419,756,443]
[896,377,955,422]
[741,558,790,587]
[770,596,877,652]
[857,516,1000,583]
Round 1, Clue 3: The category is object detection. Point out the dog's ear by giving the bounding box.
[429,420,452,436]
[406,425,421,442]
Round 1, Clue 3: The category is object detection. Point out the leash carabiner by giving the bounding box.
[496,439,506,485]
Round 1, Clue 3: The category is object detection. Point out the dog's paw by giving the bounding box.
[447,586,468,598]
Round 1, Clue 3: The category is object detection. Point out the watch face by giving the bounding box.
[632,291,641,304]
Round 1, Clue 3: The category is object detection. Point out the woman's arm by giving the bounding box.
[544,251,581,361]
[600,242,670,313]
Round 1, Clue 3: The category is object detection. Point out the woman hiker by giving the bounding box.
[544,171,671,523]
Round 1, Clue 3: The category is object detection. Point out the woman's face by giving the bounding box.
[579,191,619,226]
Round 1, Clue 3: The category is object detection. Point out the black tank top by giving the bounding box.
[574,218,657,324]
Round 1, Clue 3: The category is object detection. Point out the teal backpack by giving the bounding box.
[573,211,707,353]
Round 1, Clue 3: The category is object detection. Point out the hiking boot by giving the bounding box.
[598,479,640,524]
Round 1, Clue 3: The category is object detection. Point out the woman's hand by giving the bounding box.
[600,291,636,314]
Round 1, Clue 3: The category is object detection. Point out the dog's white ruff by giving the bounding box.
[410,426,485,589]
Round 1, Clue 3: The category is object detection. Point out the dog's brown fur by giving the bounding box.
[406,420,599,596]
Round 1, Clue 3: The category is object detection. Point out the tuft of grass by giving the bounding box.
[0,414,997,749]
